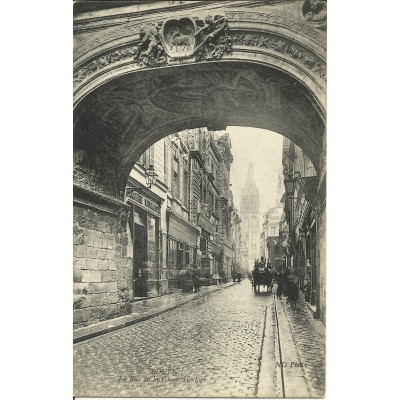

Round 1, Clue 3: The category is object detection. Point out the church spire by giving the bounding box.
[245,162,256,189]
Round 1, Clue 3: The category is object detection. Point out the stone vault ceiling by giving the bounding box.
[74,61,325,189]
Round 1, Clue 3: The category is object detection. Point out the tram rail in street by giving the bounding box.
[274,293,286,398]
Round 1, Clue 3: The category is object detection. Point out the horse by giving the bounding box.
[252,260,274,294]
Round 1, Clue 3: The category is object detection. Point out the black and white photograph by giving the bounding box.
[72,0,326,397]
[7,1,400,400]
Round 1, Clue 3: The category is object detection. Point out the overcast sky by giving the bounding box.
[226,126,283,215]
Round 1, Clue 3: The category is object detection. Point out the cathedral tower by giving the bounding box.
[240,163,261,271]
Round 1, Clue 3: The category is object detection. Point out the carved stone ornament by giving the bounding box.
[232,32,326,81]
[159,15,231,61]
[160,17,197,58]
[74,15,231,86]
[73,12,325,89]
[73,9,325,62]
[302,0,327,28]
[224,10,325,47]
[119,206,131,223]
[134,22,167,67]
[74,46,137,85]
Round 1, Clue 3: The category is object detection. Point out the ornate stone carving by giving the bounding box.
[224,10,325,47]
[74,9,325,65]
[160,17,197,58]
[119,206,131,223]
[232,32,326,81]
[74,24,169,86]
[186,129,200,152]
[193,15,231,60]
[73,45,137,85]
[302,1,327,25]
[74,15,231,87]
[134,22,167,67]
[73,149,125,201]
[159,15,230,61]
[74,11,325,89]
[74,22,147,61]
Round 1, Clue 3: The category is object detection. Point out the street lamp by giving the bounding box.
[145,164,158,189]
[126,165,158,198]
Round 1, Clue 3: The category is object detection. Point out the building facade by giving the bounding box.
[126,140,169,298]
[261,205,284,269]
[231,208,245,278]
[124,127,240,300]
[279,137,322,319]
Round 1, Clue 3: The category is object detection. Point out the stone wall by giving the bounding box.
[73,200,133,329]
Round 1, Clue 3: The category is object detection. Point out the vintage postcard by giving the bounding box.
[73,0,326,398]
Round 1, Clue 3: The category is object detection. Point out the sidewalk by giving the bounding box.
[274,293,326,398]
[73,282,236,344]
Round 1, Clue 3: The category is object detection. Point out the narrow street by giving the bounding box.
[74,281,325,398]
[72,3,328,397]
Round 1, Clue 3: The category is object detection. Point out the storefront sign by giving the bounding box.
[128,187,161,216]
[168,212,199,246]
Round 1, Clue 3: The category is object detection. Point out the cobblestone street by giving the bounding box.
[74,281,325,398]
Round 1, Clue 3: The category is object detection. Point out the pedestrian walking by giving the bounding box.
[192,265,201,292]
[286,274,299,311]
[275,266,288,299]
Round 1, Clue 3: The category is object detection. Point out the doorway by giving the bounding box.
[133,209,148,298]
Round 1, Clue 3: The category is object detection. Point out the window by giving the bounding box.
[172,158,180,198]
[184,169,189,208]
[139,145,155,169]
[214,195,218,211]
[167,239,177,269]
[200,235,207,253]
[190,247,197,265]
[185,245,190,266]
[164,142,169,184]
[177,242,184,269]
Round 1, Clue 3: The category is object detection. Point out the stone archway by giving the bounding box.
[74,8,326,197]
[73,5,326,328]
[74,61,325,197]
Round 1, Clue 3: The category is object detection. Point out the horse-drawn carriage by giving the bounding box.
[232,272,242,283]
[251,258,274,293]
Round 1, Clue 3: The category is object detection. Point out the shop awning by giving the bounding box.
[168,211,199,246]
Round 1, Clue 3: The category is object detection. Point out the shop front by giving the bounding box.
[166,210,200,292]
[223,245,233,282]
[127,188,162,299]
[197,214,216,282]
[212,241,224,284]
